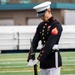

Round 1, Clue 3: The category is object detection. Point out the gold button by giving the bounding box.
[43,37,45,39]
[38,57,40,60]
[44,41,46,43]
[40,54,42,56]
[42,30,44,32]
[42,33,44,35]
[43,26,45,28]
[45,23,47,25]
[42,51,44,53]
[52,51,54,52]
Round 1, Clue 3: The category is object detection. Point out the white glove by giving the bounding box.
[52,45,58,50]
[32,59,38,66]
[28,59,38,67]
[28,59,34,67]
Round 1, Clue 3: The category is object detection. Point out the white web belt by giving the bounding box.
[53,45,59,68]
[42,44,59,68]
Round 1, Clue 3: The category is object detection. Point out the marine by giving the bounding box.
[27,1,63,75]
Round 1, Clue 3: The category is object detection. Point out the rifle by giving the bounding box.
[30,39,38,75]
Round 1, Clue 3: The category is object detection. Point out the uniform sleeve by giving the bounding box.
[31,26,41,52]
[27,26,41,62]
[37,24,63,62]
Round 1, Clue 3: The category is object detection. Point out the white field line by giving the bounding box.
[1,59,74,65]
[0,69,75,73]
[61,74,75,75]
[0,64,75,69]
[0,61,26,64]
[0,70,40,73]
[63,64,75,66]
[62,57,75,62]
[0,57,74,60]
[0,65,26,68]
[0,58,26,61]
[62,56,75,59]
[62,59,75,62]
[62,68,75,71]
[0,57,74,61]
[0,60,75,66]
[1,57,75,61]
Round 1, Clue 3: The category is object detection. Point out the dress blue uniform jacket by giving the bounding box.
[28,16,63,69]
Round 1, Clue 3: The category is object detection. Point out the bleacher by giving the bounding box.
[0,25,75,52]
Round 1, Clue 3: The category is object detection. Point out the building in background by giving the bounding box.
[0,0,75,25]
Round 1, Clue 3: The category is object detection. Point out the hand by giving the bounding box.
[28,59,38,67]
[32,59,38,66]
[28,59,34,67]
[27,52,35,62]
[52,45,58,50]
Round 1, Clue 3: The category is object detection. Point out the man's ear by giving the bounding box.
[47,9,51,13]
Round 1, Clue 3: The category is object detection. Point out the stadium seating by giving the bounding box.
[0,25,75,51]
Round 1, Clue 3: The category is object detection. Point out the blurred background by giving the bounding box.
[0,0,75,75]
[0,0,75,25]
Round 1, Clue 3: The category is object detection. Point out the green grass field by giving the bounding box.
[0,52,75,75]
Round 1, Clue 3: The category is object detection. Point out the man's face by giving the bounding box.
[40,9,50,22]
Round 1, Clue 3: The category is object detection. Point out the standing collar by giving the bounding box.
[46,16,56,24]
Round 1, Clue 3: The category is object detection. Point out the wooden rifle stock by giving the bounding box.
[34,64,38,75]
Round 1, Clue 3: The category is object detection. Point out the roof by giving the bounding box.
[0,2,75,10]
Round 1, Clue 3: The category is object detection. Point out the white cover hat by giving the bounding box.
[33,1,51,17]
